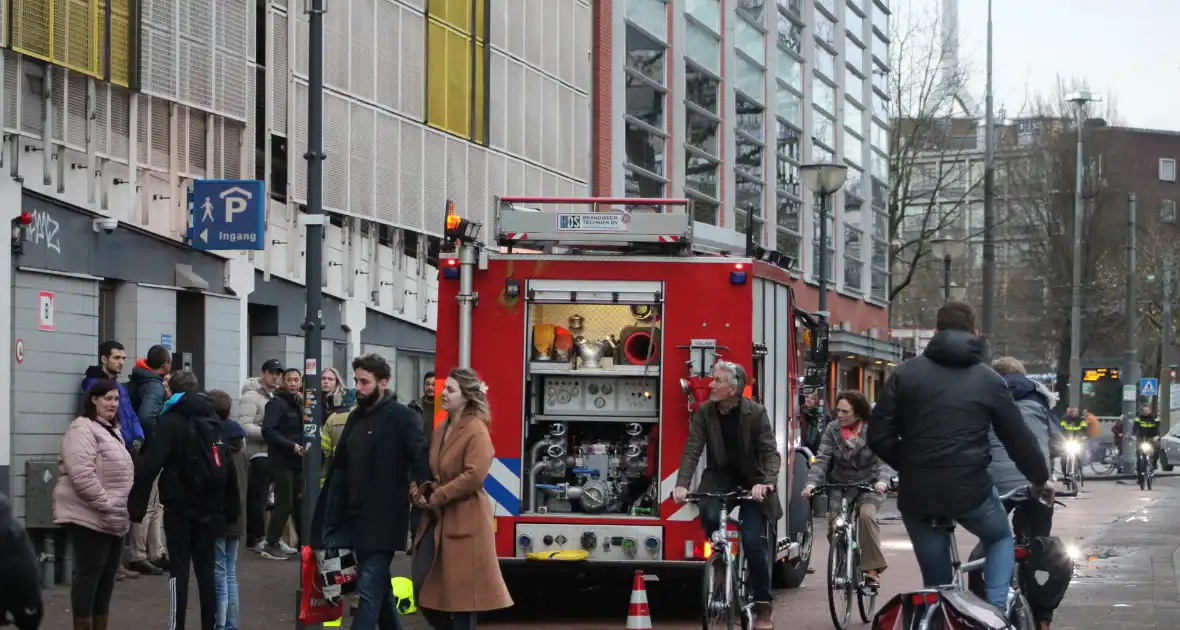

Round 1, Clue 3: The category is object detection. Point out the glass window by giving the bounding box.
[776,195,802,231]
[844,256,863,291]
[777,0,802,17]
[871,269,888,301]
[737,0,765,20]
[846,5,865,40]
[776,158,801,198]
[626,26,667,85]
[814,44,836,78]
[812,107,835,146]
[846,40,864,73]
[814,11,836,45]
[776,12,802,54]
[871,177,888,207]
[736,175,764,217]
[692,196,720,225]
[776,121,802,161]
[735,55,765,100]
[625,74,665,129]
[626,0,667,42]
[685,0,721,33]
[871,120,888,150]
[776,87,801,126]
[685,63,720,113]
[813,79,836,113]
[872,237,887,266]
[845,98,864,132]
[625,167,665,197]
[872,4,889,34]
[843,225,862,259]
[735,16,765,65]
[844,128,863,166]
[813,144,834,163]
[776,229,801,261]
[872,92,890,121]
[816,0,835,13]
[686,151,720,198]
[872,65,888,92]
[777,49,802,90]
[843,165,863,203]
[872,210,887,239]
[625,121,666,176]
[845,67,864,101]
[871,149,888,180]
[872,33,888,63]
[686,108,720,154]
[736,95,765,139]
[736,134,764,180]
[686,21,722,74]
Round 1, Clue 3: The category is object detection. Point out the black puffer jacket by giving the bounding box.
[867,330,1050,517]
[262,389,304,468]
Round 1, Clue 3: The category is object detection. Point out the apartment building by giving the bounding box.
[0,0,591,521]
[601,0,901,399]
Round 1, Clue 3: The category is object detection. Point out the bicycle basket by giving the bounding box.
[872,589,1013,630]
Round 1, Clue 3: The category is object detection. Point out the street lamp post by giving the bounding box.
[800,163,849,318]
[930,237,968,302]
[1066,90,1100,414]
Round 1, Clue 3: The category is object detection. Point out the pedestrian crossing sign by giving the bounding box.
[1140,378,1159,397]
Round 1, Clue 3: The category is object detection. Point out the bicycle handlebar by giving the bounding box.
[683,489,755,502]
[809,482,876,496]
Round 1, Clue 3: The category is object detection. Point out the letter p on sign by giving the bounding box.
[225,196,247,222]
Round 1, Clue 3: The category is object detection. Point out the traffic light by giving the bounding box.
[11,211,31,256]
[443,199,481,245]
[1170,365,1177,380]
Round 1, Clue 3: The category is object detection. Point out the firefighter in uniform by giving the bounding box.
[1059,407,1088,474]
[1133,404,1161,470]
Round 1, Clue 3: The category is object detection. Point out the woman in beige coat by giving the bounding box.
[411,367,512,629]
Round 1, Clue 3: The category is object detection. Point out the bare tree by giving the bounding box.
[886,2,987,315]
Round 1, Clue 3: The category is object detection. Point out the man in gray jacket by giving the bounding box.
[238,359,284,551]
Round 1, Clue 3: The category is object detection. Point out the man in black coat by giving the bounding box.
[0,492,41,630]
[868,301,1052,612]
[312,354,429,630]
[260,368,306,560]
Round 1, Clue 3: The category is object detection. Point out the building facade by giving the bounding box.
[0,0,592,521]
[597,0,900,397]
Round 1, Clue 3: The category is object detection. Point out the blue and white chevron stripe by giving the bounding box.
[484,457,521,516]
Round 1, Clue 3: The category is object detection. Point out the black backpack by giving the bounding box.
[182,412,231,499]
[1020,536,1074,612]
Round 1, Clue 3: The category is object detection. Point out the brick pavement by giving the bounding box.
[39,480,1176,628]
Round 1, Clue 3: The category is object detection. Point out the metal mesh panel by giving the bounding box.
[294,12,307,76]
[422,129,445,232]
[4,53,18,132]
[292,81,307,202]
[175,105,188,174]
[486,151,505,211]
[144,27,178,99]
[223,120,241,178]
[136,95,149,166]
[505,156,522,197]
[243,75,254,178]
[542,77,559,167]
[574,93,588,179]
[151,97,169,171]
[12,0,51,59]
[401,0,423,10]
[505,0,523,58]
[20,65,45,136]
[181,38,215,110]
[398,120,423,230]
[558,84,573,174]
[323,92,349,211]
[374,1,398,110]
[507,58,524,155]
[66,71,86,149]
[523,162,541,196]
[445,137,467,218]
[572,0,589,92]
[273,11,288,131]
[271,0,286,11]
[110,85,129,161]
[94,81,109,156]
[350,0,374,100]
[107,0,133,87]
[214,0,250,120]
[349,103,374,217]
[466,146,487,226]
[188,108,207,173]
[398,9,424,118]
[523,0,542,68]
[213,117,223,178]
[246,0,255,61]
[539,0,557,77]
[558,0,573,85]
[374,111,398,223]
[489,0,505,46]
[524,69,541,161]
[488,50,505,150]
[50,68,64,143]
[324,0,349,91]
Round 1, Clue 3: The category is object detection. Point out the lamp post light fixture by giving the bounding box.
[800,162,849,318]
[1065,89,1100,413]
[948,282,968,302]
[930,237,968,302]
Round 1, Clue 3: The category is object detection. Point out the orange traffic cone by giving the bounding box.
[626,570,652,629]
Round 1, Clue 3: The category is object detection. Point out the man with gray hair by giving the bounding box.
[672,361,781,630]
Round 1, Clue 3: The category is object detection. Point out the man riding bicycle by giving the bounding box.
[672,361,780,630]
[1059,408,1088,470]
[1133,404,1161,469]
[868,301,1052,613]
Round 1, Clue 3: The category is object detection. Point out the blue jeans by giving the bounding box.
[214,537,240,630]
[354,550,402,630]
[902,489,1014,610]
[699,498,773,603]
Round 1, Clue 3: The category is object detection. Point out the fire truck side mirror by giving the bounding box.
[807,321,830,364]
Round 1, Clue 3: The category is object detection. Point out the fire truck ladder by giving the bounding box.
[495,196,749,256]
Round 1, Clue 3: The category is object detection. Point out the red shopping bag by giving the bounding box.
[299,546,345,624]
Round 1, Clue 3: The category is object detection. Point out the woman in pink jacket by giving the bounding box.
[54,380,135,630]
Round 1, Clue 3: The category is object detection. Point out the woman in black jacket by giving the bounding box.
[260,368,305,560]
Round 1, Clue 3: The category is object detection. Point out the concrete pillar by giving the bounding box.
[226,253,256,387]
[0,171,21,494]
[343,299,367,379]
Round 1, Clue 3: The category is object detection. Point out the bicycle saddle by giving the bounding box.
[923,516,956,531]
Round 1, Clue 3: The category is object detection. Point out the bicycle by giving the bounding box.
[810,483,878,629]
[1136,439,1157,490]
[685,489,757,630]
[1060,438,1085,491]
[1089,442,1119,476]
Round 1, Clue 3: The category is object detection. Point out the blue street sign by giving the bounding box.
[187,179,266,250]
[1140,378,1159,397]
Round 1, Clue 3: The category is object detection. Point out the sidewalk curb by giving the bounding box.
[1086,471,1179,482]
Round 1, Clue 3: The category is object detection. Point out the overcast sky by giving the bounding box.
[902,0,1179,131]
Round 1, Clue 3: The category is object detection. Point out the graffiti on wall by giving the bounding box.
[28,209,60,254]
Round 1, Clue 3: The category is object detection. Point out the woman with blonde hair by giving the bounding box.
[411,367,512,629]
[318,367,356,479]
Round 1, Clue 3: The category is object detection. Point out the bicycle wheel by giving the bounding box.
[701,555,736,630]
[1090,445,1116,475]
[855,538,877,623]
[827,532,853,629]
[1147,468,1154,490]
[1008,592,1036,630]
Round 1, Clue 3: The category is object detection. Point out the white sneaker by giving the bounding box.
[260,544,288,561]
[278,540,299,555]
[250,540,267,554]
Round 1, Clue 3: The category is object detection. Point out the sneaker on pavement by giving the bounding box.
[116,565,140,580]
[752,602,774,630]
[278,540,299,555]
[260,544,289,561]
[250,540,268,554]
[128,560,165,576]
[150,555,169,572]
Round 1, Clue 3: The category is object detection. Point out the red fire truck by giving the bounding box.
[434,197,824,589]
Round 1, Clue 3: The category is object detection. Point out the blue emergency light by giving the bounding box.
[442,258,460,279]
[730,263,748,285]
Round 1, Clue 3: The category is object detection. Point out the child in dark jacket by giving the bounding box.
[207,390,248,630]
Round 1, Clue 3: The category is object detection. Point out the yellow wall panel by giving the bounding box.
[474,42,485,143]
[425,1,487,143]
[12,0,133,85]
